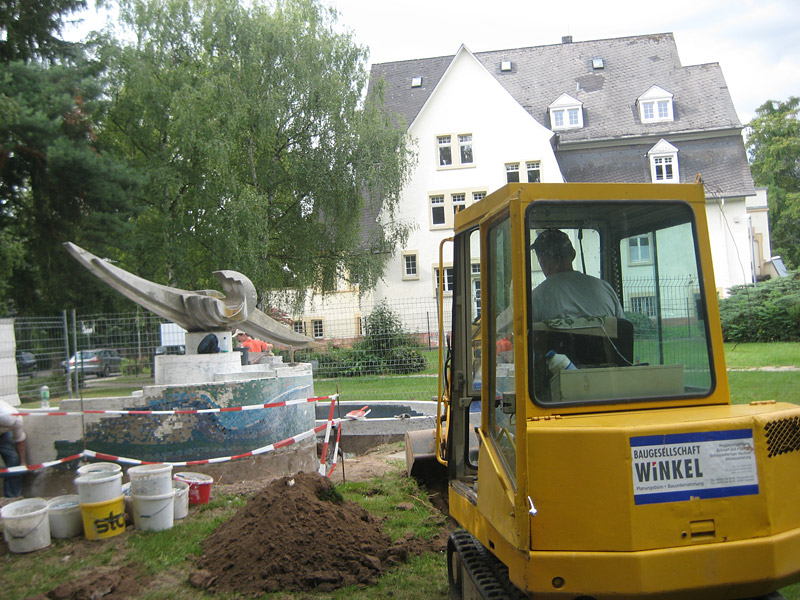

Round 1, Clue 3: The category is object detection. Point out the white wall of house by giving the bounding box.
[375,46,563,305]
[747,188,772,279]
[704,196,755,295]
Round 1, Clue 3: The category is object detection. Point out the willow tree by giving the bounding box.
[103,0,413,304]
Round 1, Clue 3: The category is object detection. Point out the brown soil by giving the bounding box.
[10,444,449,600]
[195,471,435,596]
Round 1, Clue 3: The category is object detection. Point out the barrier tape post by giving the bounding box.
[318,397,337,476]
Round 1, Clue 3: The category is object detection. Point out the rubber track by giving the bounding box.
[450,530,528,599]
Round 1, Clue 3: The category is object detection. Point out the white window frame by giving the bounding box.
[548,93,584,130]
[437,135,453,167]
[402,251,419,280]
[436,132,475,169]
[311,319,324,339]
[505,162,520,183]
[434,265,455,296]
[472,191,486,203]
[458,134,474,165]
[629,294,657,318]
[430,194,446,227]
[292,320,306,335]
[647,139,680,184]
[526,161,541,183]
[628,234,653,265]
[638,85,674,123]
[452,193,466,215]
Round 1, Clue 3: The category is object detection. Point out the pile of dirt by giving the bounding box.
[195,471,434,596]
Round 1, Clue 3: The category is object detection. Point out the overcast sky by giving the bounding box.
[68,0,799,124]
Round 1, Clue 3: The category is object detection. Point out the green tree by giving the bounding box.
[0,6,141,315]
[103,0,413,303]
[0,0,86,62]
[746,97,800,268]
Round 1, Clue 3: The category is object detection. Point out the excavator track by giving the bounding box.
[447,529,527,600]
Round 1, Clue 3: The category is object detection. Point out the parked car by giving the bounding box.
[62,348,123,377]
[16,352,37,377]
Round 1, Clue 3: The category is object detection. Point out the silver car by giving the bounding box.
[62,348,123,377]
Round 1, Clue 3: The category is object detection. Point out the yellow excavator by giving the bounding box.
[406,183,800,600]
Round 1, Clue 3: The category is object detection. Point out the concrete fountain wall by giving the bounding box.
[20,331,317,497]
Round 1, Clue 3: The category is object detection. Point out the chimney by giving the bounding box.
[562,35,573,44]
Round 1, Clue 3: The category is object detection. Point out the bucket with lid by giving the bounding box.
[2,498,51,553]
[132,490,175,532]
[174,472,214,505]
[172,480,190,520]
[47,495,83,539]
[80,495,126,540]
[74,471,123,504]
[128,464,173,496]
[76,462,121,476]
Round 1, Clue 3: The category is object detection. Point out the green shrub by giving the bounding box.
[295,302,428,377]
[719,272,800,342]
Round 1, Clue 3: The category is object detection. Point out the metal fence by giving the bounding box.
[6,279,710,404]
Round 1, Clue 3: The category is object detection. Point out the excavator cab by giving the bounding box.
[424,183,800,600]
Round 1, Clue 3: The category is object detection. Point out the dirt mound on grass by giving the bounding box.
[196,471,432,596]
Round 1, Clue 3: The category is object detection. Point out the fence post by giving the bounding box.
[62,310,72,398]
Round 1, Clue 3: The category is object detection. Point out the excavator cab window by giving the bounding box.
[526,200,714,406]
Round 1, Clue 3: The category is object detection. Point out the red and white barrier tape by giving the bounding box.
[318,398,337,476]
[11,394,335,418]
[0,421,341,474]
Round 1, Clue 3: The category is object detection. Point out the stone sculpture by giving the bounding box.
[64,242,312,348]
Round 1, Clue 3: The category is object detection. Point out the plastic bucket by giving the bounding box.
[128,464,173,496]
[74,471,123,504]
[172,480,189,520]
[80,495,126,540]
[122,482,134,523]
[77,462,121,476]
[1,498,51,553]
[174,472,214,505]
[47,495,83,539]
[132,490,175,532]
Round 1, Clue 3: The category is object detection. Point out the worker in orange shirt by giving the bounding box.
[233,330,273,355]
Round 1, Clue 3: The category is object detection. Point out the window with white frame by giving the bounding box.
[292,321,305,335]
[506,163,520,183]
[437,133,474,168]
[647,139,680,183]
[471,262,481,317]
[430,195,445,226]
[402,251,419,280]
[628,234,652,265]
[548,93,584,130]
[437,135,452,166]
[629,295,657,318]
[452,193,466,215]
[637,85,674,123]
[473,191,486,203]
[434,266,455,295]
[459,134,473,164]
[526,161,541,183]
[312,319,324,339]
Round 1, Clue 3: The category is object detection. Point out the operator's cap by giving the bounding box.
[532,228,574,259]
[233,329,246,336]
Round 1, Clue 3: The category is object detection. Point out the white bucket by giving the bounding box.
[47,495,83,539]
[2,498,51,553]
[74,471,123,504]
[128,464,173,496]
[77,462,122,476]
[172,480,189,520]
[122,482,134,523]
[132,490,175,532]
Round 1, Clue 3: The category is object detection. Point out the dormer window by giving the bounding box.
[548,93,584,130]
[638,85,674,123]
[648,139,680,183]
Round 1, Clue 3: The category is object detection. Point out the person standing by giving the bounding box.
[0,399,27,498]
